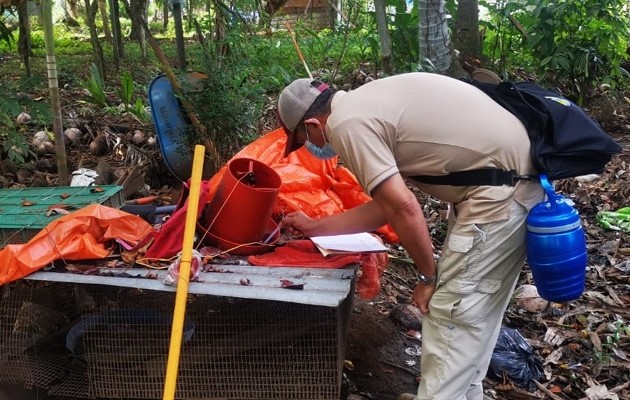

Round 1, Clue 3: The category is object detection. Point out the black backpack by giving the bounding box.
[411,80,622,186]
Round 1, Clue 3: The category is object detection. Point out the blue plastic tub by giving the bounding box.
[66,309,195,355]
[147,73,213,181]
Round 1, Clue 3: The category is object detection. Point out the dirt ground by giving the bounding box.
[343,288,423,400]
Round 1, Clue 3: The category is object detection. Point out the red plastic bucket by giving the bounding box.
[203,158,281,244]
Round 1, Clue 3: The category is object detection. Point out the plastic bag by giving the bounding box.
[355,251,388,299]
[164,250,203,285]
[487,326,545,391]
[597,207,630,232]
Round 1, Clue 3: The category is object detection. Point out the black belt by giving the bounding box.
[409,168,537,186]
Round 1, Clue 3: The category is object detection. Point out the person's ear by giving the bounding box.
[303,117,321,129]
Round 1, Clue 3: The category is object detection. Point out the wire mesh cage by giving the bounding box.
[75,285,352,400]
[0,282,34,386]
[1,273,353,400]
[0,281,80,389]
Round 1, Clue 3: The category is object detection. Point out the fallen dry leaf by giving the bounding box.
[585,384,619,400]
[590,331,603,353]
[46,208,71,217]
[280,279,304,290]
[64,264,98,274]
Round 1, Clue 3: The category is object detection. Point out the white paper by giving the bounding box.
[310,232,387,255]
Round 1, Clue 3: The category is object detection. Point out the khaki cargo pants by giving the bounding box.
[416,200,529,400]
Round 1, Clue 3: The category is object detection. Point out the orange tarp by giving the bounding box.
[0,204,154,285]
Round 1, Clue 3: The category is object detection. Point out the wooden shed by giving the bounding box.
[272,0,336,30]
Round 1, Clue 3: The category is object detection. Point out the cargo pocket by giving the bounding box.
[437,223,483,284]
[442,277,502,326]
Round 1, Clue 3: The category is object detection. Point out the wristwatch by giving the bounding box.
[417,272,437,285]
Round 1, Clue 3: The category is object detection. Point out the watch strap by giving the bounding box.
[417,272,437,285]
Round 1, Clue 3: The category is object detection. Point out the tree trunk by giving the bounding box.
[186,0,193,29]
[98,0,112,40]
[214,0,229,57]
[453,0,481,64]
[162,0,169,30]
[110,0,124,64]
[85,0,107,82]
[17,0,31,78]
[124,0,147,57]
[173,0,186,68]
[417,0,451,73]
[193,18,206,47]
[125,0,148,43]
[373,0,393,75]
[40,0,69,186]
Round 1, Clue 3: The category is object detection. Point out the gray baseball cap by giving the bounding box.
[277,78,329,156]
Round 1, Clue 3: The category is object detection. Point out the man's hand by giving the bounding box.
[412,282,436,315]
[282,201,387,238]
[282,211,320,237]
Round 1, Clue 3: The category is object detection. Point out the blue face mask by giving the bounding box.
[305,126,337,160]
[305,141,337,159]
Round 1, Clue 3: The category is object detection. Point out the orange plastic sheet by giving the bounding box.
[247,240,388,300]
[203,128,398,243]
[0,204,154,285]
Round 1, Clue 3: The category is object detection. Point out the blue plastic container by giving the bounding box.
[526,175,586,303]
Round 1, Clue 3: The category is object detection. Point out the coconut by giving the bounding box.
[32,130,52,148]
[37,141,56,155]
[89,134,108,156]
[64,127,83,144]
[16,112,32,125]
[131,130,146,145]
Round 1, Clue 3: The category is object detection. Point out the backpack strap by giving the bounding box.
[409,168,537,186]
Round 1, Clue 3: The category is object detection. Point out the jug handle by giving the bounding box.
[539,174,561,208]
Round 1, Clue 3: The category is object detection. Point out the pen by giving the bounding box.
[262,218,283,244]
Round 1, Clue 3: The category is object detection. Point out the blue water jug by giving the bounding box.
[526,175,586,303]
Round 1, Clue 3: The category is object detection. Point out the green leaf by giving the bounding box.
[119,71,134,106]
[82,63,107,107]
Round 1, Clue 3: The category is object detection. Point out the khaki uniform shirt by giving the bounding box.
[326,72,543,225]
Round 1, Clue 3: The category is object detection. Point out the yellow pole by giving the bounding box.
[163,144,206,400]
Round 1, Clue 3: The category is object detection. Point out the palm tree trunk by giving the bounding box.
[417,0,451,73]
